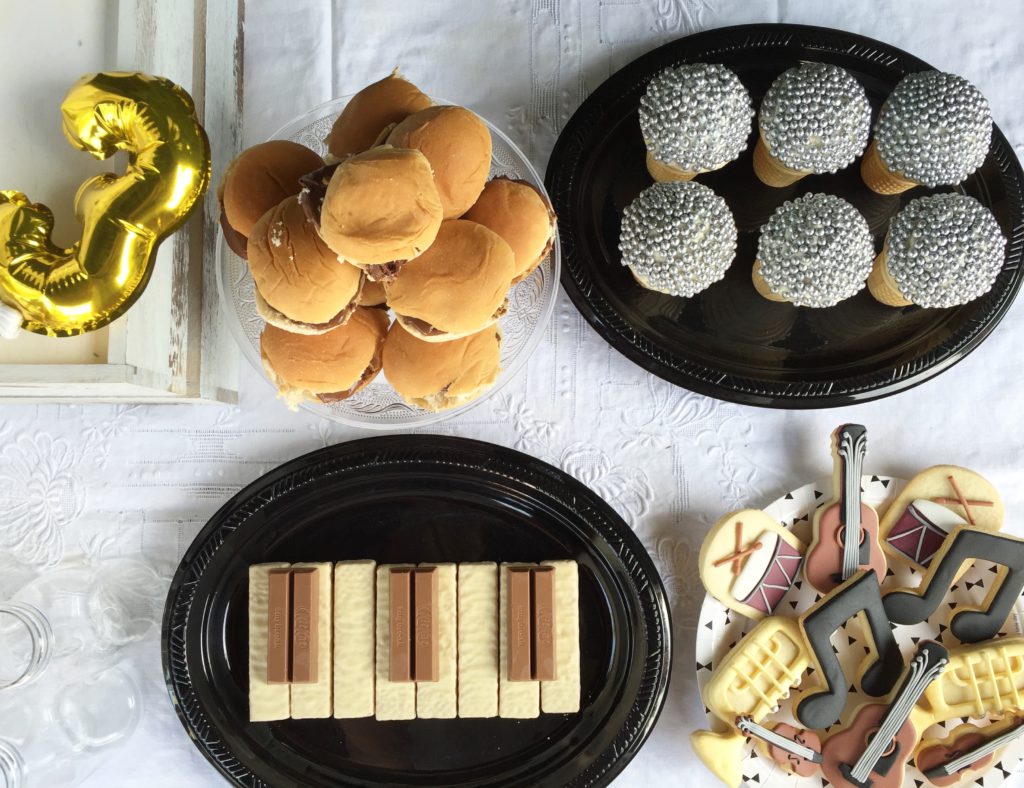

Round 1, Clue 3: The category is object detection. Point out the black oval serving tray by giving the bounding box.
[546,23,1024,408]
[161,435,671,787]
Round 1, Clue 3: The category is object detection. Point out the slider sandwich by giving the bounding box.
[260,307,388,409]
[325,69,432,160]
[248,196,365,334]
[317,147,443,281]
[219,140,324,259]
[386,105,492,219]
[383,219,515,342]
[382,322,502,411]
[463,177,557,284]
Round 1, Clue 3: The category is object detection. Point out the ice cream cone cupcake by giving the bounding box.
[619,181,737,297]
[752,193,874,308]
[639,64,753,182]
[868,194,1006,308]
[754,63,871,187]
[862,71,992,194]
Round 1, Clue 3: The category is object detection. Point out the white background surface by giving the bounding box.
[1,1,1023,786]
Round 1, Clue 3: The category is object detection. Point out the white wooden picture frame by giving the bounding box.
[0,0,243,403]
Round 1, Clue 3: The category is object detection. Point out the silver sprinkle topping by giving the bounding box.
[757,193,874,307]
[886,193,1005,308]
[619,181,737,297]
[876,71,992,187]
[759,62,871,173]
[640,63,754,172]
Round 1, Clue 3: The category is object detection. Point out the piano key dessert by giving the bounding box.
[249,560,580,722]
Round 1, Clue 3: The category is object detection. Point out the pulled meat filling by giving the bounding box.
[218,205,249,259]
[316,351,382,403]
[399,301,508,338]
[292,299,359,331]
[297,163,341,229]
[364,260,405,282]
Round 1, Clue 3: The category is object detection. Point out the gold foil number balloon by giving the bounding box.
[0,72,211,337]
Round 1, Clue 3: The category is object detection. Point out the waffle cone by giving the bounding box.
[645,151,697,182]
[751,260,788,302]
[752,137,808,187]
[866,249,912,306]
[860,140,918,195]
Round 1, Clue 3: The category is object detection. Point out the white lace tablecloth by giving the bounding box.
[3,1,1020,785]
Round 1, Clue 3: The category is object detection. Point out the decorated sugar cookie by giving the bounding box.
[698,508,806,621]
[916,717,1024,787]
[883,525,1024,643]
[880,465,1003,571]
[795,569,904,730]
[805,424,886,594]
[691,616,810,788]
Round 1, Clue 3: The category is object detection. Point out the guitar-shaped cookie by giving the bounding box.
[820,641,949,788]
[805,424,886,594]
[915,716,1024,786]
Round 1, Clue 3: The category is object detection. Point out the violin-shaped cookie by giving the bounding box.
[805,424,886,594]
[915,716,1024,786]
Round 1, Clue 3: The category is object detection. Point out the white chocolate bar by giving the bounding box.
[290,562,333,718]
[416,563,457,718]
[498,562,539,718]
[540,560,580,713]
[248,562,291,722]
[457,562,499,718]
[333,560,376,718]
[375,564,416,720]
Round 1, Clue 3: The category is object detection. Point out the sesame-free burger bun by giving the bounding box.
[383,322,502,411]
[384,219,515,341]
[247,196,365,333]
[386,105,492,219]
[318,146,443,267]
[325,70,432,159]
[220,140,324,240]
[260,307,389,410]
[358,278,388,307]
[462,177,556,283]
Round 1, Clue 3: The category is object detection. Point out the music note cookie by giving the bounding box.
[698,509,806,621]
[883,525,1024,643]
[796,569,904,730]
[880,465,1003,572]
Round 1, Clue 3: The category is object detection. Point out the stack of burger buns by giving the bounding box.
[219,70,556,412]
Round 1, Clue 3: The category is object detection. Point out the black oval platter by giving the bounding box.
[162,435,671,787]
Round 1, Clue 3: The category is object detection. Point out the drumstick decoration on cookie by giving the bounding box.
[805,425,886,594]
[880,465,1003,571]
[698,509,806,621]
[819,640,948,788]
